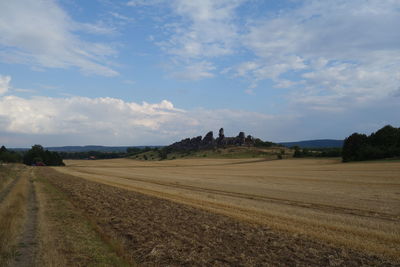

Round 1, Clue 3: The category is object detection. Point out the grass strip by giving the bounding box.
[35,173,133,267]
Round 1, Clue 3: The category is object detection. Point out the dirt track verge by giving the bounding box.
[37,167,398,266]
[0,170,21,203]
[11,170,38,267]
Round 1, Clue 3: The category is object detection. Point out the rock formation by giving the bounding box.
[167,128,255,152]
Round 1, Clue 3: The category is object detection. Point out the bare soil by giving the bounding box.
[38,167,398,266]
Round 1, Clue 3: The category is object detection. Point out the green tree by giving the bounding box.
[23,145,64,166]
[342,133,368,162]
[0,146,22,163]
[293,146,303,158]
[342,125,400,162]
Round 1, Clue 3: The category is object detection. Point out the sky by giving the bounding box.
[0,0,399,147]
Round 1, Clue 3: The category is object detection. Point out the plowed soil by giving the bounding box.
[37,167,398,266]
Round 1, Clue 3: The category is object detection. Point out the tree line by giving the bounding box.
[292,147,342,158]
[342,125,400,162]
[0,145,64,166]
[0,146,22,163]
[23,145,64,166]
[0,145,156,165]
[59,146,154,160]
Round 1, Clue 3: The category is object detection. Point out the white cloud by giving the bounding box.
[141,0,400,110]
[78,22,116,35]
[171,61,215,80]
[231,0,400,110]
[148,0,244,79]
[0,0,118,76]
[126,0,164,7]
[0,75,11,95]
[165,0,242,59]
[0,93,397,146]
[0,96,181,135]
[0,94,293,146]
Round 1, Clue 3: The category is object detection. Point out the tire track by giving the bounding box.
[11,169,38,267]
[68,158,273,168]
[0,175,21,203]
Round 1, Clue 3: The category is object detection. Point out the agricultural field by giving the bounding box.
[56,157,400,264]
[0,158,399,265]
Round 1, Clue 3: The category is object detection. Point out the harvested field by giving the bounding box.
[2,159,399,265]
[37,167,397,266]
[49,158,400,264]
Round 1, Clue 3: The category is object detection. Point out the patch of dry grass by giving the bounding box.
[0,165,29,266]
[0,164,18,193]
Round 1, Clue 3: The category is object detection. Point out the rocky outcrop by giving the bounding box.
[202,131,215,147]
[168,128,255,152]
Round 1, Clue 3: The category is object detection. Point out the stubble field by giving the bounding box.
[53,157,400,263]
[2,158,399,265]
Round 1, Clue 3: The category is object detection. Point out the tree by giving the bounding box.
[23,145,64,166]
[342,125,400,162]
[0,146,21,163]
[0,146,7,154]
[293,146,303,158]
[342,133,368,162]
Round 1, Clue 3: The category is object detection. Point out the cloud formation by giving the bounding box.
[153,0,243,80]
[0,75,11,95]
[0,0,118,76]
[170,61,216,80]
[237,0,400,109]
[0,94,293,146]
[0,93,397,147]
[137,0,400,109]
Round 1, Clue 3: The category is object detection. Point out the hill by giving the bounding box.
[11,145,160,153]
[130,128,289,161]
[279,139,343,148]
[46,145,131,152]
[130,146,292,161]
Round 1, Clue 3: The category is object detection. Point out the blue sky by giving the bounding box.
[0,0,399,146]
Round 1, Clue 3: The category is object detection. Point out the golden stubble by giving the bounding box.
[55,158,400,261]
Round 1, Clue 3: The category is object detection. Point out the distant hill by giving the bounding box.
[46,146,130,152]
[11,145,161,153]
[279,139,343,148]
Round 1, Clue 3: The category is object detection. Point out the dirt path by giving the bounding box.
[11,170,38,267]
